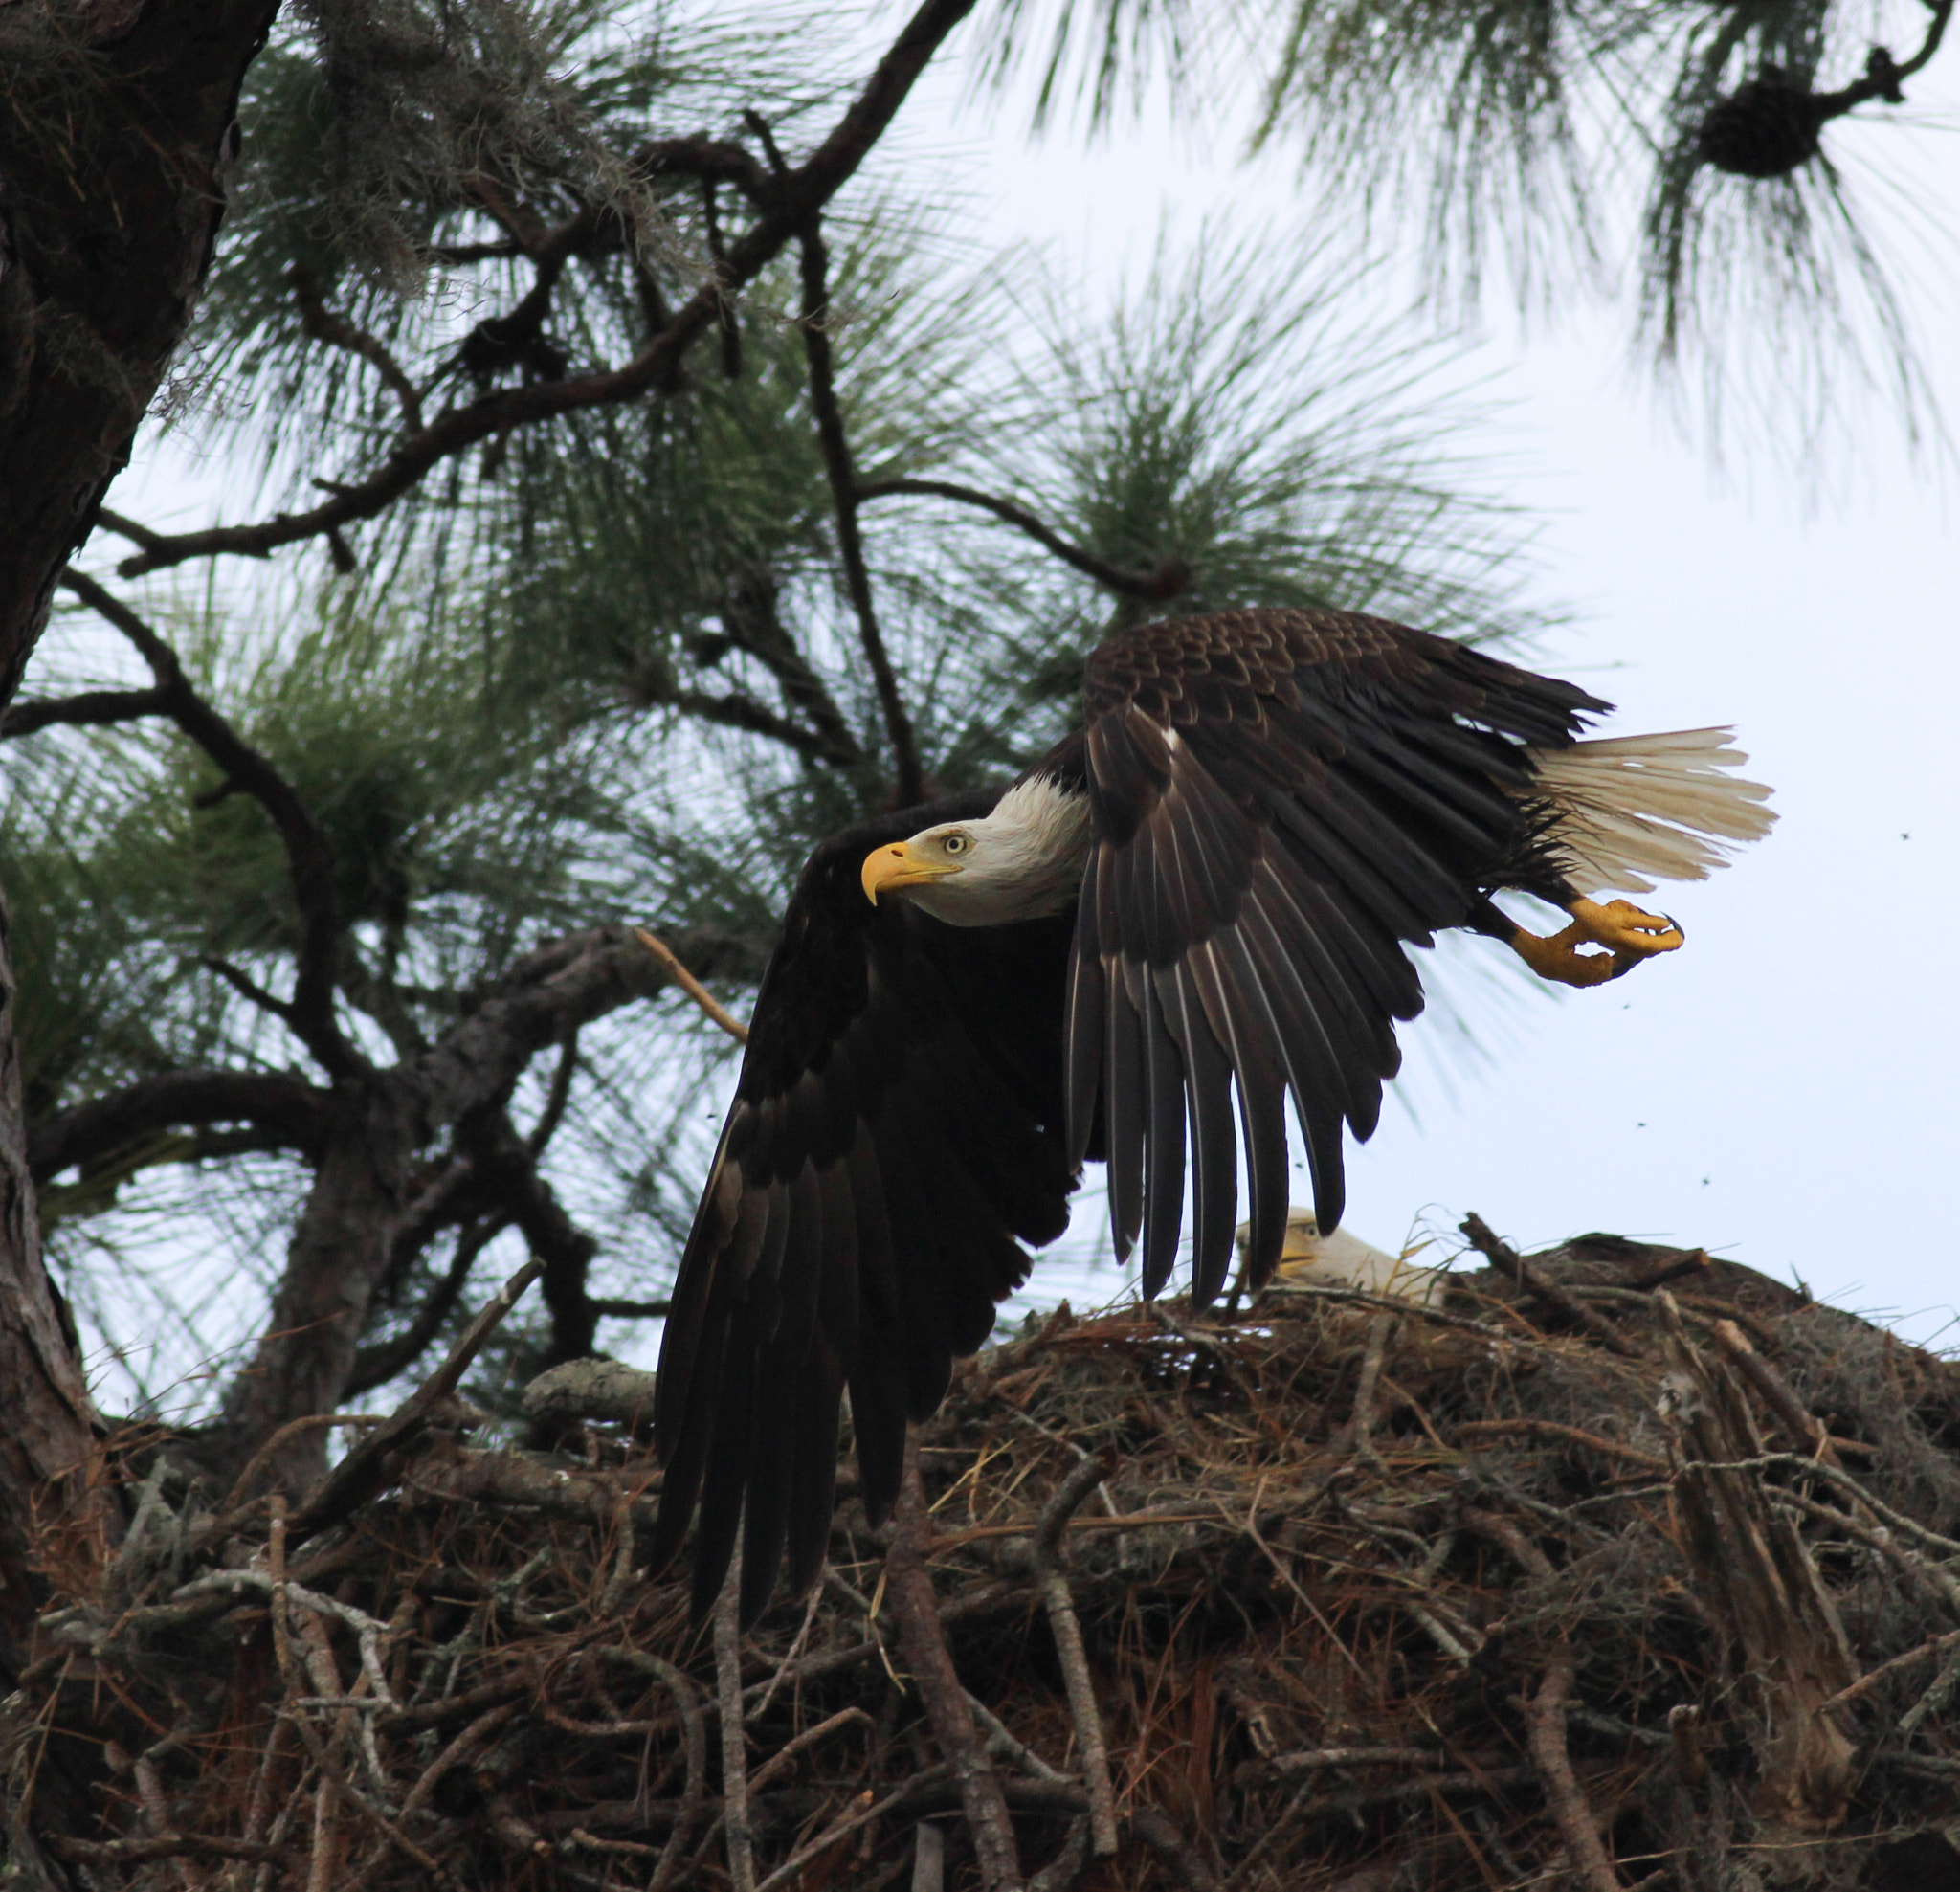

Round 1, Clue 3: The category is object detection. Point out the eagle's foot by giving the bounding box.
[1510,899,1683,989]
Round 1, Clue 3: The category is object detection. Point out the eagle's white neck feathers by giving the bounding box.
[902,775,1094,927]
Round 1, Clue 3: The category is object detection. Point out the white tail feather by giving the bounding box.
[1523,726,1776,896]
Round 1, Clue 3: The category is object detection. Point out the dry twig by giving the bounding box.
[715,1554,758,1892]
[1461,1213,1642,1358]
[1030,1452,1120,1857]
[635,928,751,1043]
[886,1442,1025,1890]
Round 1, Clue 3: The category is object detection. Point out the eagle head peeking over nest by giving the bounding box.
[650,605,1775,1620]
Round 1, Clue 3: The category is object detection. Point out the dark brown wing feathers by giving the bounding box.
[1067,607,1604,1297]
[651,792,1077,1620]
[654,607,1605,1621]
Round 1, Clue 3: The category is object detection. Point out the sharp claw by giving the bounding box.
[1572,898,1685,958]
[1508,897,1688,989]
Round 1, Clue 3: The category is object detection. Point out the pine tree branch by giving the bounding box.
[855,479,1191,603]
[107,0,985,583]
[370,1152,490,1312]
[0,685,169,738]
[797,228,923,805]
[1812,0,1953,118]
[338,951,429,1059]
[204,954,298,1027]
[27,1071,332,1184]
[91,509,169,557]
[525,1031,580,1157]
[636,136,776,201]
[718,570,864,767]
[450,237,577,385]
[58,568,361,1080]
[460,1113,600,1371]
[669,685,858,766]
[200,924,768,1491]
[346,1213,512,1396]
[405,924,769,1169]
[290,265,424,434]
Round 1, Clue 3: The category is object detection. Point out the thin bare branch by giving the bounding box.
[715,1553,757,1892]
[59,568,359,1079]
[718,570,864,767]
[1706,1317,1839,1463]
[1340,1312,1395,1468]
[1811,0,1954,119]
[287,1255,545,1547]
[797,226,922,805]
[1461,1213,1641,1358]
[1524,1653,1626,1892]
[635,928,750,1043]
[290,265,425,434]
[525,1031,580,1157]
[205,953,298,1025]
[347,1214,513,1396]
[587,1296,672,1320]
[1818,1627,1960,1717]
[1,684,169,738]
[856,478,1190,603]
[1451,1419,1667,1471]
[1030,1454,1119,1858]
[670,682,863,766]
[486,1120,601,1370]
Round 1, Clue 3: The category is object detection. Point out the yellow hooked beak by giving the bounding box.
[861,841,962,904]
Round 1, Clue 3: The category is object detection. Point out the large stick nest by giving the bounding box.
[9,1229,1960,1891]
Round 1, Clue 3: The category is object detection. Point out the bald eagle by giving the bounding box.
[650,607,1773,1618]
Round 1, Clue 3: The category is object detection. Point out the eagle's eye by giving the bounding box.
[942,834,971,856]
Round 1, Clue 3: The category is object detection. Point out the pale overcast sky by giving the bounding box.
[73,10,1960,1380]
[907,28,1960,1341]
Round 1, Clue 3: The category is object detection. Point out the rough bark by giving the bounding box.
[0,0,282,1670]
[0,0,279,695]
[212,1079,413,1488]
[0,887,111,1675]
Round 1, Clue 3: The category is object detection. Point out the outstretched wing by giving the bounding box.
[1066,607,1606,1302]
[651,796,1076,1622]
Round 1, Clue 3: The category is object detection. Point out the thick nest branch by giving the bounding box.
[14,1230,1960,1888]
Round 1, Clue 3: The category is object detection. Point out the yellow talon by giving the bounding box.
[1509,898,1684,989]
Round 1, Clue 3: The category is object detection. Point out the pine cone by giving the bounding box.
[1698,67,1826,178]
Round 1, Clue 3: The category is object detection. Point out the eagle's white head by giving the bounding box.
[1243,1210,1444,1306]
[859,776,1093,927]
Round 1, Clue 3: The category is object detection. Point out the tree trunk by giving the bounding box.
[213,1080,415,1493]
[0,889,110,1676]
[0,0,281,1660]
[0,0,280,697]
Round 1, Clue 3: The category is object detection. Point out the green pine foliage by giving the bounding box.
[36,0,1923,1418]
[976,0,1949,443]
